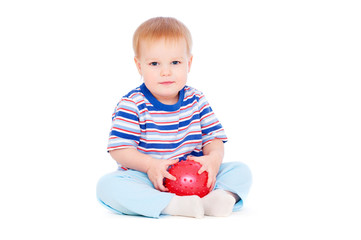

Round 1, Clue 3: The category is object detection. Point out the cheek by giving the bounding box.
[143,69,158,80]
[176,69,188,81]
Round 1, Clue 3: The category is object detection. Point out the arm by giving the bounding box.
[109,148,177,191]
[187,139,224,189]
[203,139,224,163]
[110,148,153,173]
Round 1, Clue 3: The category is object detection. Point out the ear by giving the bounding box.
[187,55,193,73]
[134,57,142,75]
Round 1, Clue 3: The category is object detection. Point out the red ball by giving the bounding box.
[164,160,210,198]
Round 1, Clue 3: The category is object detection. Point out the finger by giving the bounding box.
[210,181,216,191]
[157,178,167,192]
[198,165,207,175]
[207,176,216,191]
[167,159,179,166]
[153,181,159,191]
[189,156,201,163]
[206,171,215,188]
[188,157,204,171]
[164,171,176,181]
[159,185,168,192]
[207,176,216,189]
[207,176,211,188]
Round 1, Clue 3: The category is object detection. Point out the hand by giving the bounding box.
[187,154,222,190]
[146,158,178,192]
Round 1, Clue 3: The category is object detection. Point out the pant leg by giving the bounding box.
[96,169,174,218]
[214,162,252,211]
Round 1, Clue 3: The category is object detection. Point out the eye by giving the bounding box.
[171,61,181,65]
[150,62,159,66]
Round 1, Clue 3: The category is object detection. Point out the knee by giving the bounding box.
[235,162,252,183]
[96,175,107,200]
[235,162,252,178]
[221,162,253,183]
[96,172,118,200]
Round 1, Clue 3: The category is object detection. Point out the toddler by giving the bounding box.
[96,17,252,218]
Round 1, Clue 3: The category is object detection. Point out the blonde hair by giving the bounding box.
[133,17,192,57]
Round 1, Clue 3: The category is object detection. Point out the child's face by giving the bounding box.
[134,37,193,105]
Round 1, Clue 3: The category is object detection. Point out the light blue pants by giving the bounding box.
[96,162,252,218]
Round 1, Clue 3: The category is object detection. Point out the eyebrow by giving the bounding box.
[145,57,185,62]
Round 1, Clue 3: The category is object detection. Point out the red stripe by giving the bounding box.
[199,103,209,113]
[112,127,140,135]
[202,120,219,129]
[116,107,138,116]
[203,139,213,146]
[139,119,180,125]
[107,145,136,150]
[138,111,200,126]
[149,110,181,115]
[135,99,145,105]
[140,129,178,134]
[128,91,142,99]
[200,111,214,121]
[179,111,199,122]
[203,137,227,146]
[108,140,140,145]
[139,130,201,143]
[122,98,135,104]
[138,120,201,135]
[138,140,201,153]
[114,117,138,125]
[183,92,195,101]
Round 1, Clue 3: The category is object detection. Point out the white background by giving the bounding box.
[1,0,360,239]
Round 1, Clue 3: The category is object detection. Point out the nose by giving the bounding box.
[160,65,171,77]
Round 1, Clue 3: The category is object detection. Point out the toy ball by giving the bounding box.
[164,160,210,198]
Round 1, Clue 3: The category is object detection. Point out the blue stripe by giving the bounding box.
[179,114,200,128]
[108,84,228,159]
[200,106,212,118]
[108,142,136,149]
[139,122,179,131]
[139,114,200,131]
[139,134,202,149]
[202,124,224,135]
[123,87,141,98]
[183,94,199,106]
[112,122,139,132]
[115,111,138,122]
[110,130,140,141]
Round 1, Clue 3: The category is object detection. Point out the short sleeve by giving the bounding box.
[198,94,228,147]
[107,98,141,152]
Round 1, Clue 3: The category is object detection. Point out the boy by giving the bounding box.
[96,17,252,218]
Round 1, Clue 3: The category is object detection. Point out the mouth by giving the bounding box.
[159,81,175,85]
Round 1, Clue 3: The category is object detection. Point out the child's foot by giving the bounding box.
[202,189,236,217]
[162,195,204,218]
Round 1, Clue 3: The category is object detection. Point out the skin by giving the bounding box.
[134,37,192,105]
[110,37,225,192]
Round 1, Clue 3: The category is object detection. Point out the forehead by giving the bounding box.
[138,37,188,58]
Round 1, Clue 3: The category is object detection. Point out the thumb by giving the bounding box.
[198,164,207,175]
[167,158,179,166]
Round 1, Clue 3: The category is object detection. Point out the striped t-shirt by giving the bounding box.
[108,83,227,165]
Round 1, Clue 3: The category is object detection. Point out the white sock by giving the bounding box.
[201,189,236,217]
[162,195,204,218]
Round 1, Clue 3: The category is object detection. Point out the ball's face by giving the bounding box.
[164,160,210,197]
